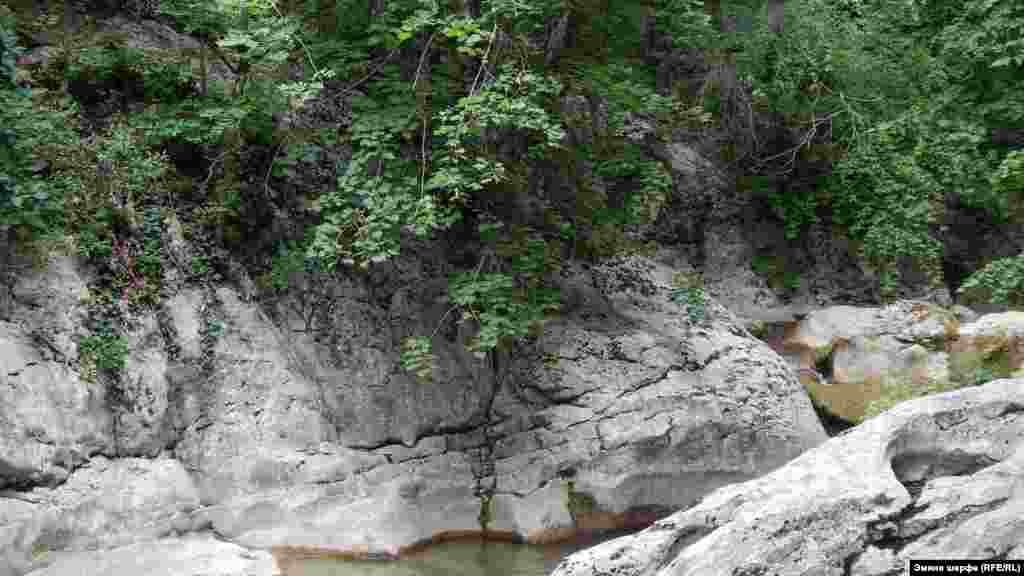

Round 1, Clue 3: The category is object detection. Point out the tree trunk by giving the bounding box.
[767,0,784,34]
[544,11,571,67]
[318,0,338,36]
[61,0,73,93]
[199,43,208,97]
[447,0,467,98]
[369,0,386,22]
[704,0,739,124]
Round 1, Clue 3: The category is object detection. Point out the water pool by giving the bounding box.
[281,532,631,576]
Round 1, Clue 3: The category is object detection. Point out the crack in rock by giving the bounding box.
[6,360,40,377]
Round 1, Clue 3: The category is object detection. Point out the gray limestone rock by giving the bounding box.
[0,246,828,570]
[549,378,1024,576]
[0,257,112,490]
[24,534,272,576]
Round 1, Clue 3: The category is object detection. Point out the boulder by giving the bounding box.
[550,377,1024,576]
[762,301,963,423]
[487,256,827,544]
[951,311,1024,382]
[192,255,826,557]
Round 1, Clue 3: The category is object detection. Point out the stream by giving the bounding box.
[283,531,633,576]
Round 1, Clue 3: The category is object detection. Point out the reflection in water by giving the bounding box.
[287,532,633,576]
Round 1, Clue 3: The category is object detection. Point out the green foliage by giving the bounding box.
[311,63,564,270]
[937,0,1024,100]
[448,271,538,352]
[655,0,714,47]
[136,96,249,146]
[0,6,18,87]
[265,240,312,291]
[448,231,561,355]
[826,111,957,293]
[751,253,801,293]
[78,318,128,375]
[992,150,1024,204]
[158,0,231,37]
[564,61,688,233]
[95,121,172,203]
[398,229,561,375]
[0,90,72,235]
[64,43,194,103]
[7,0,1021,386]
[727,0,1022,299]
[594,148,672,225]
[400,335,435,381]
[75,210,115,261]
[770,185,817,241]
[669,271,707,324]
[137,207,164,283]
[428,65,565,200]
[950,344,1015,386]
[191,254,212,276]
[863,377,960,420]
[0,10,78,239]
[966,365,1000,387]
[958,253,1024,307]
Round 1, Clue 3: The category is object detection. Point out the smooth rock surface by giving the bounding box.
[24,534,273,576]
[2,457,201,574]
[549,378,1024,576]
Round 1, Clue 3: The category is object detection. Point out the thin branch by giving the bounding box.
[411,31,438,93]
[201,150,231,191]
[429,305,457,340]
[469,22,499,97]
[458,251,490,325]
[750,111,839,175]
[411,31,439,203]
[420,112,430,198]
[265,0,325,81]
[203,39,242,76]
[340,46,402,96]
[264,138,288,201]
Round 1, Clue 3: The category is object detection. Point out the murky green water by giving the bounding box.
[286,532,631,576]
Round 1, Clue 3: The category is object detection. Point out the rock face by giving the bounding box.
[550,377,1024,576]
[0,247,827,574]
[488,256,827,545]
[0,257,111,490]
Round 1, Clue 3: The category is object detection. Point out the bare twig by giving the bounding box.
[263,138,288,201]
[411,31,438,93]
[411,31,439,202]
[340,46,402,96]
[469,22,499,98]
[751,111,840,175]
[201,150,231,191]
